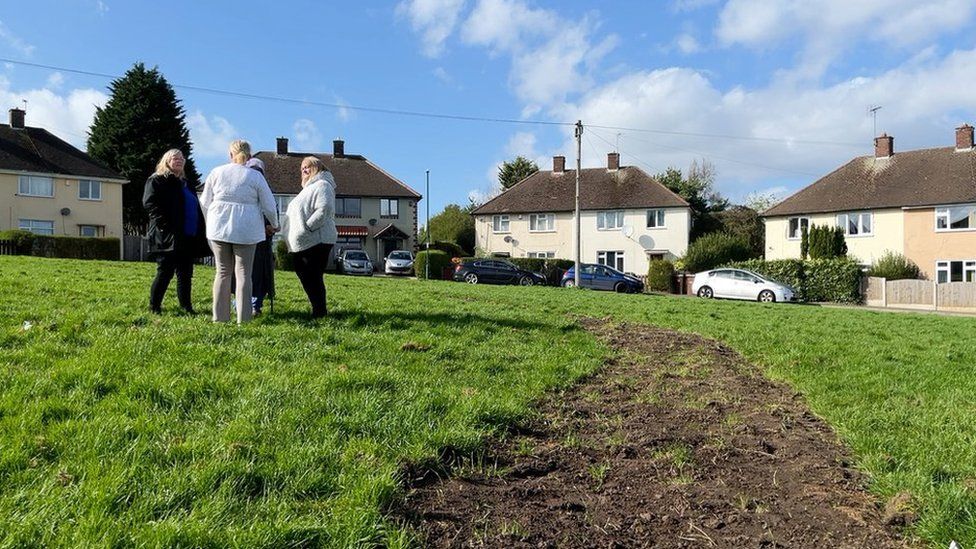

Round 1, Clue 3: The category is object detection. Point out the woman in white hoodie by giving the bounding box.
[200,140,279,323]
[283,156,337,318]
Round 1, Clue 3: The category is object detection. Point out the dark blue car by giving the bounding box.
[561,264,644,293]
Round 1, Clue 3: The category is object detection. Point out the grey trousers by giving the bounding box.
[210,240,257,323]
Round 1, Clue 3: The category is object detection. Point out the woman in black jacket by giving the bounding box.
[143,149,211,314]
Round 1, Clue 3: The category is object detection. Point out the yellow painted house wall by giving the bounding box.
[1,172,125,240]
[764,208,904,264]
[904,207,976,279]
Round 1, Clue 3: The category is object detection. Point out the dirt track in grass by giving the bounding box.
[394,319,908,548]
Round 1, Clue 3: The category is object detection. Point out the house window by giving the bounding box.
[18,219,54,235]
[529,213,554,232]
[597,211,624,230]
[492,215,510,233]
[17,176,54,197]
[380,198,399,218]
[597,250,625,271]
[527,251,555,258]
[336,236,364,250]
[836,212,873,236]
[79,180,102,200]
[936,204,976,231]
[79,225,103,237]
[273,195,294,223]
[646,209,665,228]
[336,197,361,217]
[936,260,976,283]
[788,217,809,239]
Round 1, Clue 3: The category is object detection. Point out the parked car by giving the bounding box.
[337,249,373,276]
[452,259,545,286]
[692,268,795,302]
[384,250,414,275]
[561,264,644,293]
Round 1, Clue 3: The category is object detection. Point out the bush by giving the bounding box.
[508,257,545,273]
[274,240,295,271]
[682,232,753,272]
[725,257,862,303]
[423,240,464,258]
[868,251,920,280]
[0,230,119,260]
[646,260,675,292]
[807,224,847,259]
[415,250,453,280]
[727,258,806,299]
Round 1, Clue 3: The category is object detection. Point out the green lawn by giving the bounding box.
[1,256,974,547]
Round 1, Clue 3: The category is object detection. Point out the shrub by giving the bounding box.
[274,240,295,271]
[508,257,545,273]
[0,230,119,260]
[807,224,847,259]
[868,251,920,280]
[424,240,464,258]
[681,232,753,272]
[727,258,806,299]
[415,250,453,280]
[724,257,862,303]
[646,260,675,292]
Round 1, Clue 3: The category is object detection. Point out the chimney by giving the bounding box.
[607,152,620,171]
[955,124,974,151]
[276,137,288,155]
[874,133,893,159]
[552,155,566,173]
[9,108,25,130]
[333,139,345,158]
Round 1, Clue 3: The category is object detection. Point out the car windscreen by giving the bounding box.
[389,252,411,260]
[346,252,367,260]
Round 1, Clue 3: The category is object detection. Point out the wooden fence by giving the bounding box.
[863,277,976,312]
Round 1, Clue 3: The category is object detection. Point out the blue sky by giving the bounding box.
[2,0,975,219]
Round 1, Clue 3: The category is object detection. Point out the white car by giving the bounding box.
[384,250,414,275]
[692,268,795,302]
[337,249,373,276]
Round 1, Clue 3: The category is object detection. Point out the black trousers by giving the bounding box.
[291,243,333,318]
[150,252,195,312]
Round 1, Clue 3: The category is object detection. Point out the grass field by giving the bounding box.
[1,255,975,547]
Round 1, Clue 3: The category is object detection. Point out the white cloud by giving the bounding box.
[432,66,453,84]
[0,80,107,148]
[292,118,322,151]
[0,20,35,57]
[333,96,353,123]
[671,0,720,11]
[46,72,65,89]
[675,33,702,54]
[96,1,109,14]
[396,0,467,58]
[504,131,537,158]
[186,111,238,158]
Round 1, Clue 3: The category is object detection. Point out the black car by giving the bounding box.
[452,259,546,286]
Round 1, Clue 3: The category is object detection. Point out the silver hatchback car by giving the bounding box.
[692,268,795,302]
[337,249,374,276]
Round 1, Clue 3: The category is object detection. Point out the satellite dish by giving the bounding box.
[503,235,513,243]
[621,224,634,238]
[638,235,654,249]
[60,208,71,216]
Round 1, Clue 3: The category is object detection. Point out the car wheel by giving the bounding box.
[519,276,534,286]
[563,279,576,288]
[759,289,776,303]
[697,286,713,299]
[614,282,627,293]
[464,272,479,284]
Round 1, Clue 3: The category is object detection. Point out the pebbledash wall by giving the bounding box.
[1,171,125,241]
[475,207,690,274]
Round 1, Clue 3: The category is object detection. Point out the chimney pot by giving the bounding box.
[552,155,566,173]
[607,152,620,171]
[333,139,345,158]
[9,108,25,130]
[874,133,893,159]
[955,124,974,151]
[276,137,288,155]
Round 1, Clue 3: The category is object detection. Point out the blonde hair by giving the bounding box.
[155,149,185,178]
[229,139,251,164]
[301,156,328,176]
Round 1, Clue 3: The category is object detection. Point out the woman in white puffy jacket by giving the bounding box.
[200,140,279,323]
[282,156,337,318]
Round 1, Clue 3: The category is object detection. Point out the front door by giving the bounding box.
[381,239,401,260]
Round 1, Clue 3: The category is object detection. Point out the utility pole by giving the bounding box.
[574,120,582,288]
[425,169,430,280]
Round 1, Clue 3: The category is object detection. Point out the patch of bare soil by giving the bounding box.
[393,320,908,548]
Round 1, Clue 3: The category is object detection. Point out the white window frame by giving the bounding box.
[18,219,54,235]
[936,260,976,283]
[787,217,809,240]
[273,194,294,224]
[597,210,624,230]
[597,250,625,271]
[17,175,54,198]
[529,213,555,232]
[380,198,399,218]
[492,214,510,233]
[79,225,103,237]
[78,179,102,201]
[646,209,665,229]
[527,251,555,258]
[836,211,873,237]
[935,204,976,232]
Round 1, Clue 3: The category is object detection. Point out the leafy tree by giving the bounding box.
[498,156,539,190]
[681,232,752,272]
[419,203,476,254]
[715,205,764,258]
[807,224,847,259]
[656,159,727,240]
[87,63,200,234]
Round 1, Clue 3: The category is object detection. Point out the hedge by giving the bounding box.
[646,260,675,292]
[682,232,754,272]
[0,230,119,260]
[725,257,862,303]
[274,240,295,271]
[415,250,453,280]
[423,240,464,258]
